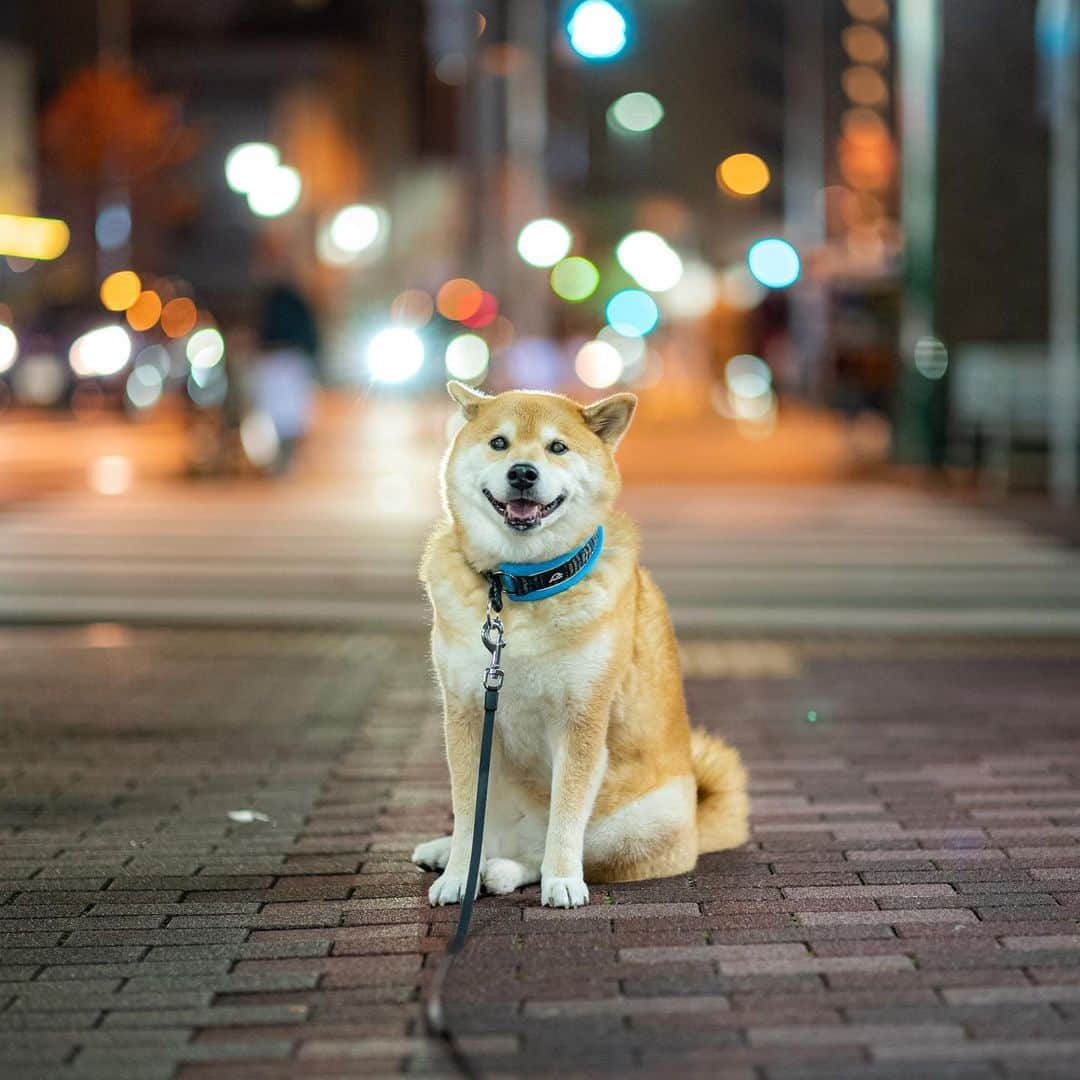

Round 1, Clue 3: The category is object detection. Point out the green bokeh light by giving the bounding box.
[550,256,600,302]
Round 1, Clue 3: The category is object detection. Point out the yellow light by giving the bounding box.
[0,214,70,261]
[100,271,142,312]
[550,257,599,302]
[717,154,771,197]
[125,290,162,332]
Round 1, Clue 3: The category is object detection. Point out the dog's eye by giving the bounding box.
[548,440,568,455]
[489,436,509,451]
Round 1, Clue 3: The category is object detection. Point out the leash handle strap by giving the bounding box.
[447,684,498,954]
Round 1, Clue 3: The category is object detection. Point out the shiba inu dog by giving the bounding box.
[413,382,748,908]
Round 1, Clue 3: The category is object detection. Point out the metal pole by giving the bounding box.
[894,0,943,465]
[1041,0,1080,506]
[783,0,826,402]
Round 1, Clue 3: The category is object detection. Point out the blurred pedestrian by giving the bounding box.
[249,283,319,474]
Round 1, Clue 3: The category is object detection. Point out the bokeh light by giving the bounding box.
[550,256,600,302]
[605,289,660,337]
[717,153,771,197]
[517,218,572,268]
[437,278,484,321]
[100,271,142,312]
[125,364,164,410]
[747,238,801,289]
[616,231,684,292]
[240,412,280,468]
[843,24,889,65]
[161,297,198,338]
[445,333,490,382]
[717,265,767,310]
[330,205,382,254]
[844,0,889,22]
[246,165,302,217]
[725,354,772,399]
[69,325,132,378]
[608,92,663,133]
[461,291,499,328]
[0,214,70,261]
[843,65,889,107]
[567,1,628,60]
[390,289,435,329]
[663,259,719,319]
[367,327,425,384]
[89,455,132,496]
[575,340,624,389]
[225,142,279,194]
[187,328,225,370]
[0,325,18,375]
[597,325,646,376]
[126,290,162,332]
[95,204,131,251]
[914,336,949,380]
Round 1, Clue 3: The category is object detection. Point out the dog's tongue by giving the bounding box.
[505,499,542,525]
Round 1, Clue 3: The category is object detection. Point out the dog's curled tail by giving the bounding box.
[690,728,750,854]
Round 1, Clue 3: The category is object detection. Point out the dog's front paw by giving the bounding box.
[541,874,589,908]
[428,869,478,906]
[412,835,452,870]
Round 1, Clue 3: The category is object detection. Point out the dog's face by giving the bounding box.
[442,383,637,566]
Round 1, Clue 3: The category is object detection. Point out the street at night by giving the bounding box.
[3,1,1080,1078]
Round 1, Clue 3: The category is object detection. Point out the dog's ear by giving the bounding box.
[582,393,637,447]
[446,380,490,419]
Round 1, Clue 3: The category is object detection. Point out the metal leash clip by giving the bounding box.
[481,613,505,690]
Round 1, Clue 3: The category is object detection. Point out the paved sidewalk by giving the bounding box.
[3,628,1080,1077]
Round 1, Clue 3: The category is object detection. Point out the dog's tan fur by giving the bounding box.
[414,383,748,908]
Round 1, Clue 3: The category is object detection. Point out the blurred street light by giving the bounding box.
[445,333,490,381]
[0,214,70,261]
[367,327,424,383]
[246,165,302,217]
[615,230,684,292]
[575,340,624,388]
[187,328,225,371]
[551,257,600,301]
[95,204,131,251]
[0,325,18,375]
[516,218,573,267]
[608,92,663,133]
[605,289,660,337]
[717,153,771,197]
[69,325,132,378]
[319,204,387,266]
[225,143,279,194]
[746,238,801,289]
[100,270,141,311]
[567,1,629,60]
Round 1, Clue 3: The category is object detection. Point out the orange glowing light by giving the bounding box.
[437,278,484,322]
[160,297,197,338]
[842,65,889,107]
[844,0,889,22]
[125,290,162,331]
[716,153,771,197]
[100,270,142,311]
[461,291,498,329]
[842,25,888,65]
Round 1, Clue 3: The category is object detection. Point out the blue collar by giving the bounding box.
[491,525,604,603]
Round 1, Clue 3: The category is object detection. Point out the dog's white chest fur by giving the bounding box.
[433,593,614,777]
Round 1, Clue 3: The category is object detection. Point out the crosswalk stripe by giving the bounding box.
[2,484,1078,634]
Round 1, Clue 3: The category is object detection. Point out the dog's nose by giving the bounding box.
[507,462,539,491]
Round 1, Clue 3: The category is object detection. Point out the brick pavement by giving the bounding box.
[2,628,1080,1077]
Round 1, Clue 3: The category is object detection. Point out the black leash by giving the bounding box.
[423,574,505,1077]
